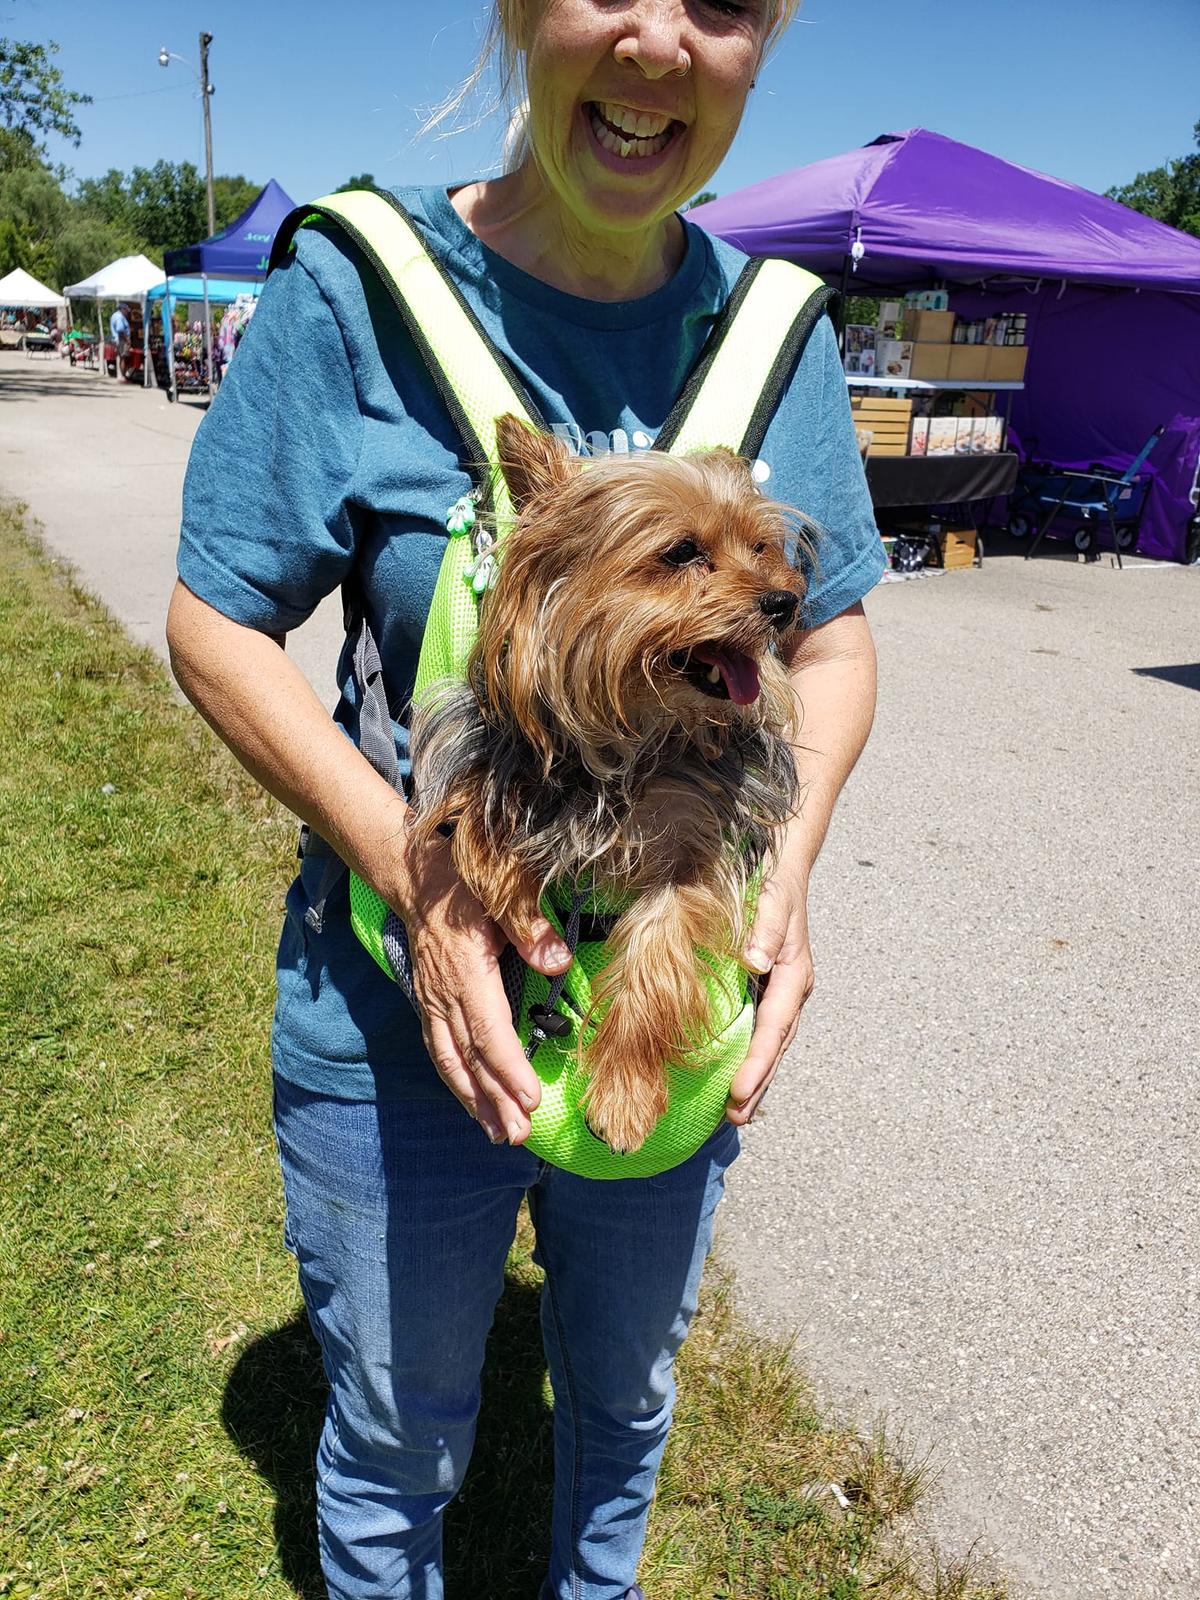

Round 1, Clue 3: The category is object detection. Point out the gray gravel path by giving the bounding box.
[5,353,1198,1597]
[725,548,1200,1597]
[0,357,344,705]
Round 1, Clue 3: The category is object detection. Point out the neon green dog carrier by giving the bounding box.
[271,189,832,1179]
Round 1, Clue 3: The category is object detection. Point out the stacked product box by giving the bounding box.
[916,413,1006,455]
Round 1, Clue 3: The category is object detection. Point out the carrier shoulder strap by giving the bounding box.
[272,191,833,708]
[272,189,549,694]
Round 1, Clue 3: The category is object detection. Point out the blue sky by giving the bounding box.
[29,0,1200,207]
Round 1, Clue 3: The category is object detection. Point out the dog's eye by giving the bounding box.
[662,538,703,567]
[753,541,767,555]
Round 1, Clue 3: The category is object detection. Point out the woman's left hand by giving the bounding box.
[725,862,814,1126]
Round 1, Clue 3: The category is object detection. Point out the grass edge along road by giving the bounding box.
[0,501,1007,1600]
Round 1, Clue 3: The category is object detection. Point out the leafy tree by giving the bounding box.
[0,123,40,172]
[0,38,91,150]
[212,174,261,228]
[336,172,378,192]
[1107,119,1200,238]
[53,215,136,290]
[73,164,266,258]
[0,161,68,278]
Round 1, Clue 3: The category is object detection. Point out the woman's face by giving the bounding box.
[522,0,769,237]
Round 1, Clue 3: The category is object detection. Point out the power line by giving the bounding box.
[87,83,192,105]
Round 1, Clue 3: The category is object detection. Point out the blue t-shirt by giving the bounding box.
[178,182,886,1102]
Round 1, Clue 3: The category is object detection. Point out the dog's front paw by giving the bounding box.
[582,1065,668,1155]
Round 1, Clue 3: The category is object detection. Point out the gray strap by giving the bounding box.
[353,610,399,788]
[302,608,396,935]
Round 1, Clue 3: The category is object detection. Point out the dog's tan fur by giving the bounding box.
[410,415,806,1151]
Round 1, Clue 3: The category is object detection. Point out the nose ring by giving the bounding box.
[673,51,691,76]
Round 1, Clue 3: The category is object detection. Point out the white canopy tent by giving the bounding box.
[63,255,166,377]
[0,267,68,312]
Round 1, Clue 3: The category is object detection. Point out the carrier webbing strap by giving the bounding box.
[654,256,833,462]
[272,189,547,694]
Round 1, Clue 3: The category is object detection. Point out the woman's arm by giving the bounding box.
[166,579,562,1145]
[726,599,878,1125]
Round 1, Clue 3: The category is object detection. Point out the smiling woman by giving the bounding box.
[166,2,884,1596]
[434,0,801,296]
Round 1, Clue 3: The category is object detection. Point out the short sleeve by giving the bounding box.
[177,238,363,632]
[760,315,887,629]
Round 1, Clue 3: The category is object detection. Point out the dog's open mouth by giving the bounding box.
[669,644,762,705]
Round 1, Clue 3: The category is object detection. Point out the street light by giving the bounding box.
[158,33,216,236]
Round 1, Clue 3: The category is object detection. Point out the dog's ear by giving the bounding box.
[496,414,576,510]
[701,446,757,487]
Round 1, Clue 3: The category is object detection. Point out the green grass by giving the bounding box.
[0,501,1006,1599]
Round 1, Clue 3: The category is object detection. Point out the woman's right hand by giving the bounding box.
[397,833,571,1146]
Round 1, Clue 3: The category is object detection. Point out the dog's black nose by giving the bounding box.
[759,589,799,627]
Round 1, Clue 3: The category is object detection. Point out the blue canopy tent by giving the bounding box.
[157,180,295,396]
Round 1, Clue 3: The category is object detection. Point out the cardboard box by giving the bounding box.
[927,417,958,456]
[940,527,977,569]
[946,345,991,382]
[908,342,952,380]
[876,338,913,380]
[913,524,977,570]
[905,309,955,343]
[984,344,1028,382]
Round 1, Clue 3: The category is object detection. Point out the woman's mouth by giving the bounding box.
[585,100,682,161]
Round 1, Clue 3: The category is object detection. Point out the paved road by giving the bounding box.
[0,357,344,706]
[4,353,1198,1597]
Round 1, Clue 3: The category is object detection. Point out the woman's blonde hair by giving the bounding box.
[424,1,801,172]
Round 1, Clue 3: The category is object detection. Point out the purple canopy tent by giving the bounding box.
[159,180,296,398]
[163,179,297,278]
[692,130,1200,561]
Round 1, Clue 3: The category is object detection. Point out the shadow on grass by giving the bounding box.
[222,1270,554,1599]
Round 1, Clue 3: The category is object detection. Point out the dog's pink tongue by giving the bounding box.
[694,646,761,705]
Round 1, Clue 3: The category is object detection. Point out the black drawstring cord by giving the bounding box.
[525,888,585,1061]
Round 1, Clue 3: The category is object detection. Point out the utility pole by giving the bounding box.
[199,31,215,237]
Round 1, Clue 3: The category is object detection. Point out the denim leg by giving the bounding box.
[529,1121,740,1600]
[273,1076,538,1600]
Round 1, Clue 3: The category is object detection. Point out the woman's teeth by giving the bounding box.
[588,102,677,159]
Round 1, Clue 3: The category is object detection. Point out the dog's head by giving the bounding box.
[470,414,809,768]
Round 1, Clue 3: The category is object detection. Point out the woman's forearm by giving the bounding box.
[780,601,878,879]
[165,580,414,910]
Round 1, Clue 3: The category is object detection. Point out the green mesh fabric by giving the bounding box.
[349,874,393,981]
[300,195,818,1178]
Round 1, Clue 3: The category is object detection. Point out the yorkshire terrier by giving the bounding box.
[409,414,805,1153]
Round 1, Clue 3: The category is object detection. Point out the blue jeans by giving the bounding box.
[272,1074,739,1600]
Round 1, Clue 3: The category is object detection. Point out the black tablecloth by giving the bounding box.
[865,452,1019,509]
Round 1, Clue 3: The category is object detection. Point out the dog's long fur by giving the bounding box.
[409,415,807,1151]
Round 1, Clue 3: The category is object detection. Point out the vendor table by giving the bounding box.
[865,451,1019,509]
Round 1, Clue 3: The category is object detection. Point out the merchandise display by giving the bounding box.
[843,289,1025,573]
[216,294,258,377]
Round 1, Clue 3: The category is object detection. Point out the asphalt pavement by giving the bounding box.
[4,353,1198,1598]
